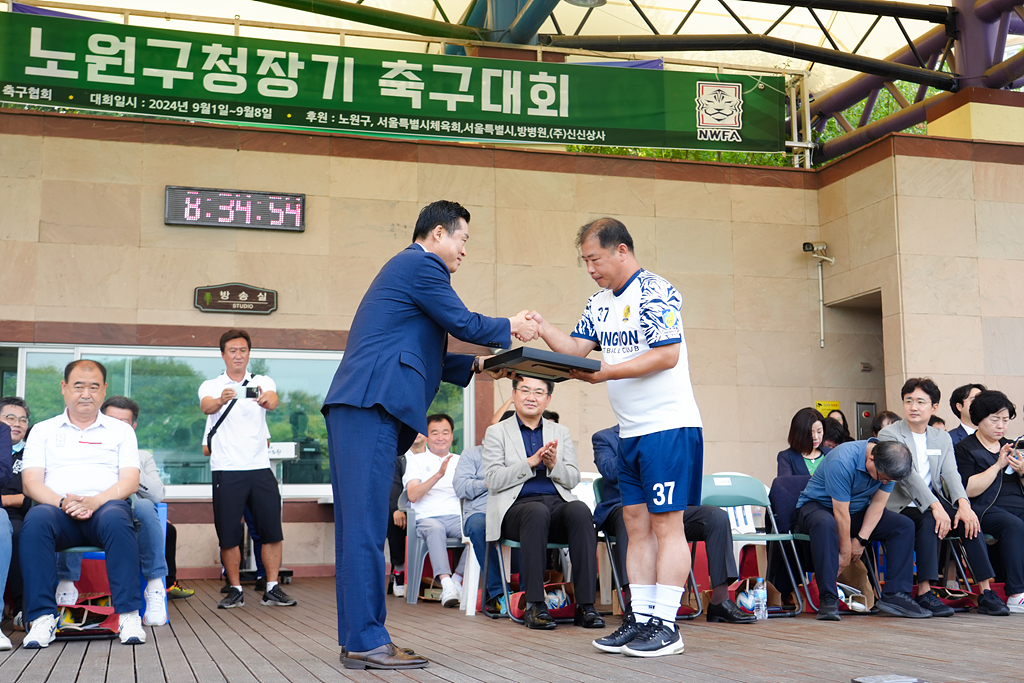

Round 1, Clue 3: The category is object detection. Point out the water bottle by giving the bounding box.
[753,577,768,621]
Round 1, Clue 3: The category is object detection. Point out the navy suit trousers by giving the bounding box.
[796,500,915,598]
[325,404,416,652]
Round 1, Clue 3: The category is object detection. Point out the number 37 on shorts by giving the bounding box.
[651,481,676,506]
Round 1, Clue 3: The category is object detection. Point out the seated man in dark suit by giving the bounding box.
[948,383,986,447]
[592,425,754,630]
[483,377,603,630]
[795,438,929,621]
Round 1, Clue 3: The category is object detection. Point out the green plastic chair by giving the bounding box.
[701,473,808,617]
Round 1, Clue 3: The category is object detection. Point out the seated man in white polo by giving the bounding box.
[20,360,146,648]
[403,414,465,607]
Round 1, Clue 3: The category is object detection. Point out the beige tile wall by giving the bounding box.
[1,132,893,492]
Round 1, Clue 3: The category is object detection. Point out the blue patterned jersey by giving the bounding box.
[572,270,702,437]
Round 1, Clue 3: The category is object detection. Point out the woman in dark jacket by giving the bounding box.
[777,408,830,477]
[954,390,1024,613]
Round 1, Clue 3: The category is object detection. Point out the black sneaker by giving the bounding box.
[816,593,841,621]
[976,589,1010,616]
[620,617,684,658]
[593,612,642,653]
[876,592,931,618]
[218,587,245,609]
[254,577,267,593]
[915,590,954,617]
[261,584,297,607]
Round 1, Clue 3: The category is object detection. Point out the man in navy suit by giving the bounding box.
[948,383,986,447]
[322,200,538,670]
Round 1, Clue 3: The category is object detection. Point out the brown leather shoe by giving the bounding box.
[342,643,428,670]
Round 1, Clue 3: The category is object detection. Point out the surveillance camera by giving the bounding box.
[802,242,827,253]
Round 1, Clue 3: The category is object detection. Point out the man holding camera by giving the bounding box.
[200,329,296,610]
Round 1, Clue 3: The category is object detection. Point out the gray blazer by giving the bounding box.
[482,417,579,542]
[880,420,968,511]
[452,445,487,520]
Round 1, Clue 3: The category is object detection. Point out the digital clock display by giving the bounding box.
[164,186,305,232]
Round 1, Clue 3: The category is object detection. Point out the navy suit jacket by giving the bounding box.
[776,446,830,478]
[323,244,511,435]
[592,425,621,530]
[948,424,970,447]
[0,423,11,489]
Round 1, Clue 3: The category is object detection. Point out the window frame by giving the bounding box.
[7,342,474,499]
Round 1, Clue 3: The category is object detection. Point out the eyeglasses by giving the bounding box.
[516,387,549,398]
[902,398,932,407]
[1,414,28,425]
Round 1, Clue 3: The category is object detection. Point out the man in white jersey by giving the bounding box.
[529,217,702,657]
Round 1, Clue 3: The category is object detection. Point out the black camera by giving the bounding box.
[245,386,261,399]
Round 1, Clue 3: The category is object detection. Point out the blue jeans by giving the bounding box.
[21,500,142,623]
[0,508,12,618]
[463,513,503,602]
[56,498,167,583]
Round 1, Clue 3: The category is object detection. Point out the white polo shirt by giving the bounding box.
[22,409,140,497]
[403,450,461,519]
[198,371,276,472]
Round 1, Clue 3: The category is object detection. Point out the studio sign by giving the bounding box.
[195,283,277,315]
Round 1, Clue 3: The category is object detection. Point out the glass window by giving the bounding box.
[24,350,75,425]
[15,344,470,494]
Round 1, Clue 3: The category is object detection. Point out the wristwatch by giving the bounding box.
[853,535,870,547]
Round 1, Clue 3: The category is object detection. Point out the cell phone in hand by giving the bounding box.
[245,386,262,399]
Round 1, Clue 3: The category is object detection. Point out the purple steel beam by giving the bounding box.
[983,45,1024,87]
[817,92,954,161]
[858,89,880,126]
[974,0,1023,23]
[808,26,946,119]
[955,0,999,84]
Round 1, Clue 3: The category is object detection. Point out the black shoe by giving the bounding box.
[876,592,932,618]
[254,577,267,593]
[816,593,841,621]
[220,582,231,594]
[592,613,642,653]
[523,603,557,630]
[707,598,757,623]
[620,617,684,658]
[261,584,297,606]
[573,604,605,628]
[915,590,954,617]
[218,587,245,609]
[976,589,1010,616]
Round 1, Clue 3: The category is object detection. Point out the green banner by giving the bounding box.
[0,12,785,151]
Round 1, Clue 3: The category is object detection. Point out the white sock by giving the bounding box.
[394,564,405,573]
[146,578,164,593]
[452,573,463,586]
[630,584,656,624]
[231,585,242,591]
[57,580,76,594]
[266,581,278,592]
[653,583,684,628]
[440,576,455,591]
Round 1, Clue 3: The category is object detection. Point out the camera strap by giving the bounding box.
[206,375,250,453]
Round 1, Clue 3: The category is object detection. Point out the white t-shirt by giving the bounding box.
[403,450,461,519]
[572,269,703,438]
[198,371,276,472]
[22,409,140,497]
[907,430,931,507]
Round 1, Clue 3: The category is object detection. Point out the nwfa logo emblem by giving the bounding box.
[695,82,744,143]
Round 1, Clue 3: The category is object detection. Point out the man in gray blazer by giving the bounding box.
[482,376,603,630]
[881,377,1009,616]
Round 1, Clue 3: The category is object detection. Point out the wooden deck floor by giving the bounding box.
[0,579,1018,683]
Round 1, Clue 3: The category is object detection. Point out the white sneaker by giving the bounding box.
[118,612,146,645]
[1006,594,1024,614]
[451,574,463,590]
[393,583,406,598]
[12,611,23,631]
[143,588,168,626]
[56,583,79,606]
[440,584,461,608]
[24,614,58,649]
[0,631,11,651]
